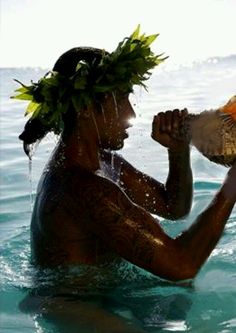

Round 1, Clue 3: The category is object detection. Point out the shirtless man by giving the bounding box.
[16,36,236,283]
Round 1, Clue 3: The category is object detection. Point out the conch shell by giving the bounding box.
[186,96,236,167]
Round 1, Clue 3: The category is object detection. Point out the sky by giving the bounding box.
[0,0,235,68]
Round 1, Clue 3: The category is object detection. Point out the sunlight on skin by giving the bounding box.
[127,116,138,127]
[125,218,164,247]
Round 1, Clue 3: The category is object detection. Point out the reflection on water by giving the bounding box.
[18,264,193,333]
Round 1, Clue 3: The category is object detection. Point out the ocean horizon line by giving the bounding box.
[0,54,235,71]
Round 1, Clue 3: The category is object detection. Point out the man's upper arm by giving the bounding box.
[114,154,171,217]
[83,175,190,281]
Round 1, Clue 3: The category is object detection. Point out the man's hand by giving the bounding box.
[151,109,190,151]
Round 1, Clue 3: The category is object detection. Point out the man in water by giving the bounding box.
[15,29,236,282]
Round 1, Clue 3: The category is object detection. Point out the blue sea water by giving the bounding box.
[0,56,236,333]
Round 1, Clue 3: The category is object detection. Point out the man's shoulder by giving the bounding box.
[37,166,126,213]
[39,165,113,194]
[67,166,122,197]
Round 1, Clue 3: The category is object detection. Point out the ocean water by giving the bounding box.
[0,56,236,333]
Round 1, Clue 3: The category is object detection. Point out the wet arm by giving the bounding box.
[113,109,192,219]
[165,146,193,219]
[113,151,192,220]
[86,165,235,281]
[176,164,236,272]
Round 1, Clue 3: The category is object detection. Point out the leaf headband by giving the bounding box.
[11,25,167,134]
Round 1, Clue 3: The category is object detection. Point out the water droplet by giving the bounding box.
[91,112,101,144]
[100,104,107,123]
[111,151,115,170]
[112,92,119,118]
[28,159,34,212]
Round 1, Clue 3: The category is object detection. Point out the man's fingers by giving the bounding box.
[152,108,189,139]
[152,114,161,139]
[181,108,188,117]
[156,111,172,133]
[172,109,181,132]
[164,111,173,133]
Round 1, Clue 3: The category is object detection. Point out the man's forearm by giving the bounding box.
[176,186,235,277]
[165,146,193,219]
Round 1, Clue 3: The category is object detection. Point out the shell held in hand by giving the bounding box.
[186,96,236,167]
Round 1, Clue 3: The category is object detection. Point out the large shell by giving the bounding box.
[188,96,236,167]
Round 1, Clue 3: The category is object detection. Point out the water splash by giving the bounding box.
[112,92,119,118]
[23,140,39,160]
[28,159,34,212]
[97,150,122,184]
[100,103,107,123]
[25,142,40,212]
[91,112,101,144]
[111,151,115,170]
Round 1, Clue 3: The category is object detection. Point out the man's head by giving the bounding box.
[18,47,106,149]
[14,26,166,155]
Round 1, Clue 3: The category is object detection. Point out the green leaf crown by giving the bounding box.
[12,25,167,134]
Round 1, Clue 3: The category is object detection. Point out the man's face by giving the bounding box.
[94,92,136,150]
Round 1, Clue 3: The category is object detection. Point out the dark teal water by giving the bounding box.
[1,58,236,332]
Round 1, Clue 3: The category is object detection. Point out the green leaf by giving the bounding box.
[43,77,59,87]
[94,85,114,93]
[13,79,29,89]
[14,86,29,93]
[72,95,83,110]
[25,101,41,115]
[144,34,158,46]
[75,63,83,72]
[74,77,87,89]
[11,92,33,100]
[131,25,140,40]
[32,105,43,118]
[59,101,70,115]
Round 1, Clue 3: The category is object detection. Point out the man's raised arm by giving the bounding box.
[85,162,236,281]
[114,109,193,220]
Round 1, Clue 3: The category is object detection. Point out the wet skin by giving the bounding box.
[30,92,236,281]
